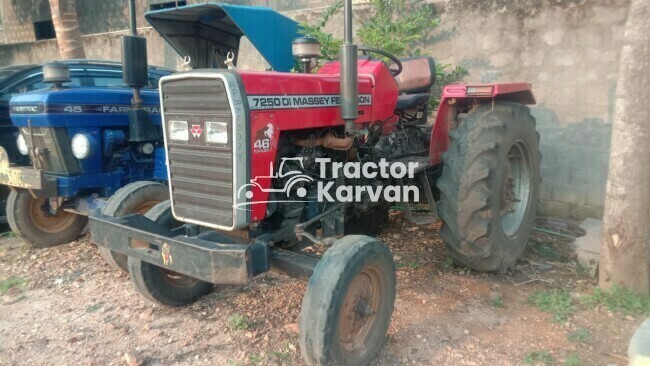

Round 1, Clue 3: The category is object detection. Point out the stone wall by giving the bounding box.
[0,27,170,67]
[0,0,628,219]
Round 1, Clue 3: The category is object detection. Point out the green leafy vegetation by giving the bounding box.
[489,296,505,308]
[85,303,102,313]
[248,354,262,366]
[524,351,554,365]
[298,1,343,61]
[270,351,292,365]
[527,288,575,322]
[0,276,26,295]
[568,328,592,344]
[299,0,467,106]
[445,256,455,268]
[565,352,581,366]
[228,313,250,330]
[582,285,650,316]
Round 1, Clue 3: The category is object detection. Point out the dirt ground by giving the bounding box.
[0,212,643,366]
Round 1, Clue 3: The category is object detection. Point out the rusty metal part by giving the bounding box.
[29,196,77,234]
[292,133,354,150]
[338,265,383,352]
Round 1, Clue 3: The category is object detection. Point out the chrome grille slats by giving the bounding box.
[161,76,236,228]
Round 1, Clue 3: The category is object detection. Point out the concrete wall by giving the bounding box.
[0,0,628,219]
[287,0,625,219]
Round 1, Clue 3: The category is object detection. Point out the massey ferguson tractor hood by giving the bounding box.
[145,3,299,71]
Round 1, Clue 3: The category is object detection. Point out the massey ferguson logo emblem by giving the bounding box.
[254,123,275,153]
[190,124,203,138]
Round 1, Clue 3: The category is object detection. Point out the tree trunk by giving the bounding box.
[49,0,86,59]
[599,0,650,294]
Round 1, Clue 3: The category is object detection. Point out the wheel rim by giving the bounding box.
[158,267,200,287]
[338,266,384,354]
[29,196,77,233]
[134,200,159,215]
[500,140,532,238]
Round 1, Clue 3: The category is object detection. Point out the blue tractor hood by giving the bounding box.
[145,3,299,72]
[10,87,161,128]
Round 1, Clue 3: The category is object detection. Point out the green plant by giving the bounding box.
[524,351,553,365]
[582,285,650,316]
[248,354,262,366]
[356,0,439,57]
[489,296,505,308]
[0,276,26,295]
[298,1,343,61]
[228,313,250,330]
[270,351,292,365]
[568,328,591,344]
[444,256,455,268]
[528,288,575,322]
[299,0,467,107]
[431,63,468,107]
[85,303,102,313]
[565,352,580,366]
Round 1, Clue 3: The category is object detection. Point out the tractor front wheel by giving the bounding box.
[299,235,396,365]
[7,189,87,248]
[97,181,169,273]
[127,201,213,307]
[437,101,541,272]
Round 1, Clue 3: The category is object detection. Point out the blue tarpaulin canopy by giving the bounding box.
[145,3,299,72]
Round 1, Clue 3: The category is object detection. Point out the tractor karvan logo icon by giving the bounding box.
[190,124,203,138]
[237,157,313,205]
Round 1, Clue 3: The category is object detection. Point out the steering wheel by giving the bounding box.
[358,46,403,77]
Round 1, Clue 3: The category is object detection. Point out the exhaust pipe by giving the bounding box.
[340,0,358,135]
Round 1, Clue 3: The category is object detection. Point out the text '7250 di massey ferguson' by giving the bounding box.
[90,1,541,365]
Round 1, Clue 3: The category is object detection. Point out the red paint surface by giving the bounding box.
[237,60,534,221]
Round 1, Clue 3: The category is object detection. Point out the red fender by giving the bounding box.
[428,82,536,164]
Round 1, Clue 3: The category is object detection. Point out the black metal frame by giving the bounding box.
[89,212,320,284]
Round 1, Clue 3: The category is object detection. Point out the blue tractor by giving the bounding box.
[0,62,171,258]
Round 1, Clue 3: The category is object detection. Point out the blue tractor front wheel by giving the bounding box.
[7,190,87,248]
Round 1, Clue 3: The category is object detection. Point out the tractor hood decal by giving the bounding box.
[248,94,373,111]
[145,3,299,72]
[11,104,161,115]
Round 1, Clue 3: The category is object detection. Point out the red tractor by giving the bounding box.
[91,1,540,364]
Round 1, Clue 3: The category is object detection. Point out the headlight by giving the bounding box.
[71,134,90,159]
[16,134,28,155]
[169,120,189,141]
[205,121,228,144]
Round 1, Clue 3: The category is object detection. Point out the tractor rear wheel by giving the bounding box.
[437,101,541,272]
[7,189,87,248]
[127,201,212,307]
[97,181,168,273]
[299,235,396,366]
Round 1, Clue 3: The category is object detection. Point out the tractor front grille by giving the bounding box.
[161,72,249,230]
[22,127,81,174]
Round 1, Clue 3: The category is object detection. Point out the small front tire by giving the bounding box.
[7,189,87,248]
[127,201,212,307]
[299,235,396,366]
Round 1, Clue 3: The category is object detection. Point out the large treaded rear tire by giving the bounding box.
[127,201,213,307]
[437,102,541,272]
[7,189,87,248]
[97,181,168,272]
[299,235,396,365]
